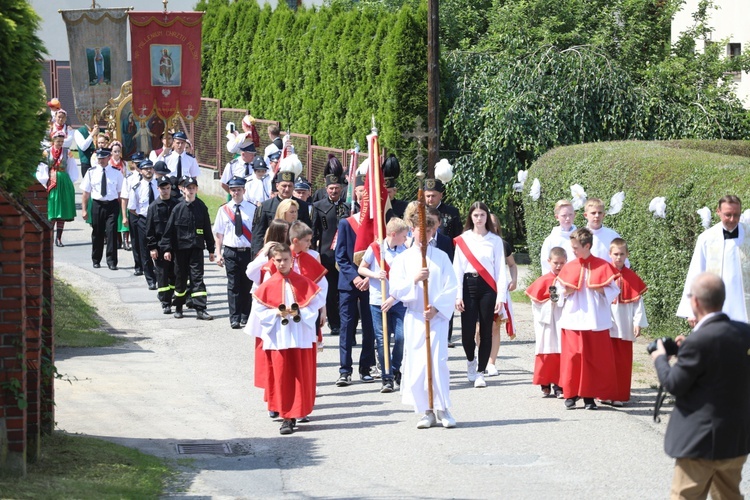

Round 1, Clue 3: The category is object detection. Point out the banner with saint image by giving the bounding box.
[128,12,203,123]
[60,8,130,125]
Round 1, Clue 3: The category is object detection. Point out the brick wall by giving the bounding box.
[0,185,52,476]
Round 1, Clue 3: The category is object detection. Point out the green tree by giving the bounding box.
[0,0,48,194]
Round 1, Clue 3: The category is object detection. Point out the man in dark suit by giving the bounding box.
[652,272,750,500]
[250,169,312,257]
[334,182,375,386]
[424,178,462,240]
[312,174,350,336]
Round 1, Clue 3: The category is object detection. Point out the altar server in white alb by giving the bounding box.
[606,238,648,406]
[583,198,628,266]
[677,195,750,325]
[540,199,577,274]
[389,208,458,429]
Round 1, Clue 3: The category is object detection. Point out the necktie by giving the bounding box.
[176,155,182,179]
[724,227,739,239]
[101,168,107,197]
[244,162,250,177]
[148,182,155,204]
[234,204,243,237]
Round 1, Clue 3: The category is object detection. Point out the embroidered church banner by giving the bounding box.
[128,12,203,123]
[60,8,130,125]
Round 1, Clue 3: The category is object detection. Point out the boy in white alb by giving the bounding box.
[583,198,628,267]
[540,199,576,274]
[390,211,458,429]
[526,247,567,398]
[605,238,648,406]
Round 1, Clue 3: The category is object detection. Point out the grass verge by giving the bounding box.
[199,192,229,224]
[54,278,120,348]
[0,431,173,499]
[510,289,530,304]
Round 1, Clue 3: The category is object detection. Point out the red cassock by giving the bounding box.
[556,256,620,401]
[254,270,321,419]
[526,272,561,386]
[611,267,648,401]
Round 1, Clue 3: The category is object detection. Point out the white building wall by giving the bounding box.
[672,0,750,107]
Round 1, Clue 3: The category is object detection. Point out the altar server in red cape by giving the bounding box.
[554,227,620,410]
[244,220,290,418]
[526,246,567,398]
[604,238,648,406]
[253,243,326,435]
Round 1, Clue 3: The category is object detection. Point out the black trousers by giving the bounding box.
[173,248,207,310]
[153,254,175,307]
[460,274,497,372]
[324,265,341,330]
[133,215,156,286]
[91,199,119,267]
[223,246,252,324]
[128,212,143,273]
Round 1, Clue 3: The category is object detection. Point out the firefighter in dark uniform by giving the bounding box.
[213,176,255,329]
[312,174,351,336]
[381,154,408,220]
[423,178,462,240]
[160,176,216,320]
[250,168,312,257]
[146,175,179,314]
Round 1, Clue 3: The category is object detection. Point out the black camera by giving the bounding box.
[549,285,559,303]
[647,337,679,356]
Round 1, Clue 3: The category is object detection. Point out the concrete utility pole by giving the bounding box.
[427,0,439,177]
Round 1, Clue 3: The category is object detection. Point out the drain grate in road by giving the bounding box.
[176,442,232,455]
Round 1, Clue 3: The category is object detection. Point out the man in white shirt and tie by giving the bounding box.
[220,137,256,194]
[128,160,159,289]
[81,148,124,270]
[165,131,199,186]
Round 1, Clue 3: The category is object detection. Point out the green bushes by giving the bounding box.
[0,0,48,195]
[524,140,750,337]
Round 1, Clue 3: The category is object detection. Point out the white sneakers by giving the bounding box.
[417,411,437,429]
[437,409,456,428]
[474,373,487,388]
[417,410,456,428]
[467,359,478,382]
[486,364,499,377]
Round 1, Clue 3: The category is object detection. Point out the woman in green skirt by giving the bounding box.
[46,130,78,246]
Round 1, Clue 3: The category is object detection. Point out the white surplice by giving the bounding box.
[677,222,750,322]
[540,225,576,274]
[610,299,648,341]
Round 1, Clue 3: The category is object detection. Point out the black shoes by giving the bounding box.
[133,270,144,276]
[108,264,118,270]
[380,380,394,393]
[55,239,64,247]
[162,305,172,315]
[93,263,101,268]
[360,372,375,383]
[329,328,340,336]
[583,398,598,410]
[174,307,184,319]
[148,284,157,290]
[279,419,294,435]
[564,396,580,409]
[230,322,241,329]
[196,310,213,321]
[336,374,352,387]
[268,411,279,419]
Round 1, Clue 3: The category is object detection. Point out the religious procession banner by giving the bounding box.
[128,12,203,123]
[60,8,130,125]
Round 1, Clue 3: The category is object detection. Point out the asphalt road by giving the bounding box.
[52,189,750,499]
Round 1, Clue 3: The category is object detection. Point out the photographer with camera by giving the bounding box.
[652,272,750,499]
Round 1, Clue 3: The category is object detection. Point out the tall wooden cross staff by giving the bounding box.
[405,117,434,409]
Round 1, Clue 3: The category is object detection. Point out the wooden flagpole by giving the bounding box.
[370,117,390,376]
[416,169,433,410]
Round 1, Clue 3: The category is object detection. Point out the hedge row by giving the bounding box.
[0,0,48,194]
[199,0,427,157]
[524,140,750,337]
